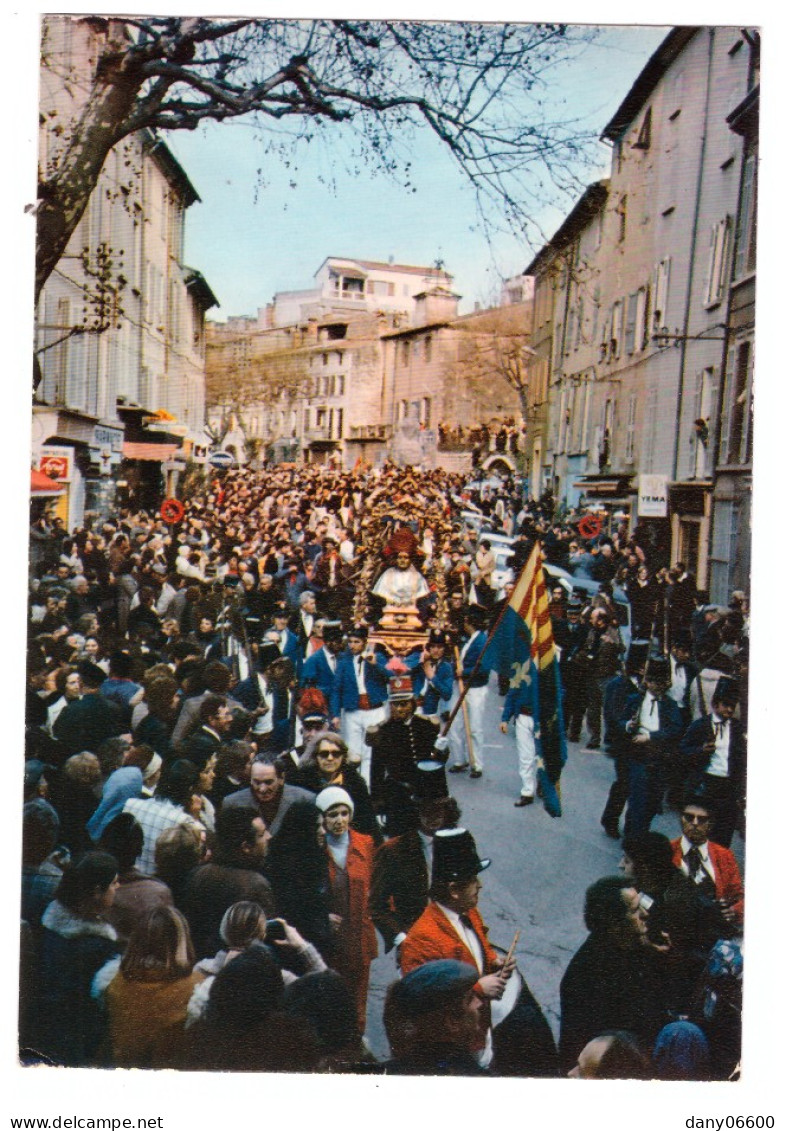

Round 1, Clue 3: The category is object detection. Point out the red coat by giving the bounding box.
[399,901,497,977]
[327,830,378,973]
[670,838,744,923]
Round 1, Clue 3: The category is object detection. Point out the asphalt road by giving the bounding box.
[362,679,746,1062]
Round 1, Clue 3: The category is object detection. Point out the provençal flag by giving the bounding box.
[485,541,567,817]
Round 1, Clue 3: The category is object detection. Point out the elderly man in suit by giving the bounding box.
[222,757,312,839]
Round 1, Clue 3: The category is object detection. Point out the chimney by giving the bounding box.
[412,285,461,328]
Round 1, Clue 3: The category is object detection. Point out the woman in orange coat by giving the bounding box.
[315,787,378,1035]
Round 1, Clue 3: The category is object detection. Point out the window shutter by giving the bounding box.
[625,293,637,354]
[719,345,736,464]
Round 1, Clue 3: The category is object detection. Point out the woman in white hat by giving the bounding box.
[315,786,378,1035]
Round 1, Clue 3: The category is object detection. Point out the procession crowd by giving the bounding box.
[21,462,747,1078]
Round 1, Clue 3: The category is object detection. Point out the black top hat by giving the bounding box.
[412,760,450,802]
[626,640,651,671]
[256,641,282,672]
[713,675,740,705]
[347,624,369,640]
[464,605,487,630]
[432,827,490,884]
[644,654,671,682]
[681,784,716,815]
[427,628,448,647]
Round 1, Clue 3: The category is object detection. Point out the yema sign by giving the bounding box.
[638,474,668,518]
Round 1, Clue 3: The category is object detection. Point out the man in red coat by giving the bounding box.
[670,792,744,931]
[399,827,512,1066]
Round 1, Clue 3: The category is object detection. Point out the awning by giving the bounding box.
[31,468,66,495]
[574,474,633,498]
[123,442,180,461]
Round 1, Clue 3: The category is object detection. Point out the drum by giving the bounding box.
[490,963,523,1029]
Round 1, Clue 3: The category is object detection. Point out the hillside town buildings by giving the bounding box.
[205,257,527,472]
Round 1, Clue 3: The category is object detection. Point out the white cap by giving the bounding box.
[314,786,354,816]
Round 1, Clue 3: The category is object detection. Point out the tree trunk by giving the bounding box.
[36,53,143,304]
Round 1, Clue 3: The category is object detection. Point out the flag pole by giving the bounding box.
[441,541,539,737]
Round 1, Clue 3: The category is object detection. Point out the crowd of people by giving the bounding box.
[21,461,747,1077]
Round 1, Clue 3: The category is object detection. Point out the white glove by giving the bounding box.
[433,735,450,753]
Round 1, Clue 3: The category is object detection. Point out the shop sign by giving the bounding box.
[39,445,72,482]
[638,474,668,518]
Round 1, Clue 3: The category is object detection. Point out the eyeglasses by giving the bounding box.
[317,748,342,758]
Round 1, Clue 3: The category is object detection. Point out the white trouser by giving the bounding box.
[513,714,537,797]
[449,685,488,770]
[341,705,387,785]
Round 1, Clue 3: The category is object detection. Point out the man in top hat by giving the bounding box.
[301,621,344,701]
[599,640,650,838]
[667,629,699,728]
[329,624,390,785]
[398,827,502,985]
[400,827,557,1073]
[370,761,461,955]
[448,605,491,779]
[406,628,454,718]
[617,654,684,838]
[553,596,589,743]
[268,601,302,672]
[670,791,744,931]
[678,677,746,848]
[367,674,447,836]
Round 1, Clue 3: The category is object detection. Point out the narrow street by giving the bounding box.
[364,678,745,1059]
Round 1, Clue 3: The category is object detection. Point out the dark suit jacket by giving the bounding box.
[678,715,746,803]
[619,691,684,763]
[559,933,667,1070]
[369,829,429,951]
[180,860,275,958]
[52,693,123,756]
[221,782,313,838]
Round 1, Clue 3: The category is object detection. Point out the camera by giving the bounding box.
[265,918,287,942]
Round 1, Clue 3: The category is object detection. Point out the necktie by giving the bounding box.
[459,913,476,933]
[686,846,703,880]
[714,720,726,739]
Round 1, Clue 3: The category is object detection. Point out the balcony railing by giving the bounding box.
[349,424,390,441]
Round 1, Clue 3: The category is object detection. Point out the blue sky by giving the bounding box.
[165,23,668,321]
